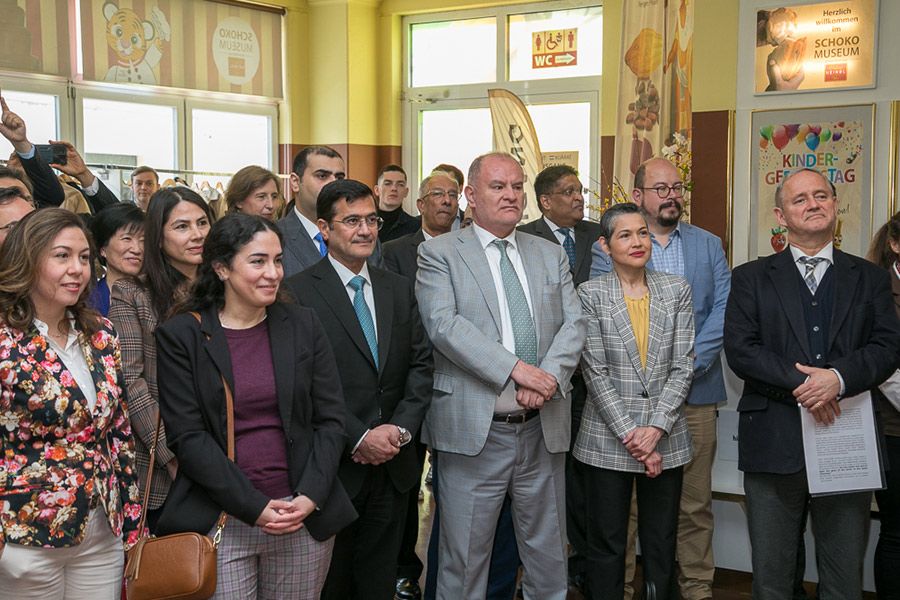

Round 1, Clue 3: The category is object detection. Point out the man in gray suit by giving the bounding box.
[592,157,731,600]
[416,152,586,600]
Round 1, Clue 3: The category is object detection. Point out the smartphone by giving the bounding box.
[35,143,67,166]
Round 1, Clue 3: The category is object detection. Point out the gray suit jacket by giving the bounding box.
[574,269,694,472]
[416,226,586,455]
[277,211,384,278]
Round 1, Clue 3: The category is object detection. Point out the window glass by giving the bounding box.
[83,98,177,169]
[191,109,272,188]
[411,18,497,87]
[508,7,602,81]
[0,91,59,157]
[530,102,593,192]
[419,107,492,207]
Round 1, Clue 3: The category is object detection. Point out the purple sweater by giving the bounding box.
[224,320,292,500]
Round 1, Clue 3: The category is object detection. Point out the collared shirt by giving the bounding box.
[542,216,570,246]
[294,207,323,244]
[472,223,534,413]
[33,317,98,412]
[649,224,685,277]
[789,242,834,289]
[422,229,434,241]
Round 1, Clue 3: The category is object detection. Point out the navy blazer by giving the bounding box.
[591,222,731,405]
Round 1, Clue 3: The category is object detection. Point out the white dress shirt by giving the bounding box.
[542,216,569,246]
[472,223,535,413]
[294,207,323,244]
[34,318,98,412]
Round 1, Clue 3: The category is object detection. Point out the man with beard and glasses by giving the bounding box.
[591,157,731,600]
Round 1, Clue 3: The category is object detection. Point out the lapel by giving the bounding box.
[371,268,393,375]
[573,220,595,278]
[199,306,236,392]
[767,250,812,362]
[606,272,649,387]
[266,303,295,434]
[310,259,379,371]
[529,218,559,245]
[679,223,698,288]
[455,227,504,335]
[828,249,859,350]
[516,233,545,347]
[283,213,320,264]
[644,271,667,379]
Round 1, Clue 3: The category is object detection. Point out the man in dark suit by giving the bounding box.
[518,164,601,592]
[285,178,433,600]
[376,164,419,243]
[724,168,900,600]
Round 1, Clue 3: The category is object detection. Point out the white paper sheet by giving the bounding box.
[801,391,884,496]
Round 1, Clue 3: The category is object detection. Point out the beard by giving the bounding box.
[655,200,683,227]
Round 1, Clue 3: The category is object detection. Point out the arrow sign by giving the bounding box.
[554,53,576,65]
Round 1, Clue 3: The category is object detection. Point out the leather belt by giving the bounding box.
[492,409,539,424]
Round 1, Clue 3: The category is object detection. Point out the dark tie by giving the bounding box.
[798,256,827,294]
[313,232,327,257]
[559,227,576,271]
[491,239,537,366]
[348,275,378,365]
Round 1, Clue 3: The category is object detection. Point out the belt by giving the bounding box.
[492,409,539,424]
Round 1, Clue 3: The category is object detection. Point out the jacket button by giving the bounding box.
[641,391,649,398]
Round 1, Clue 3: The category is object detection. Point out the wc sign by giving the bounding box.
[532,29,578,69]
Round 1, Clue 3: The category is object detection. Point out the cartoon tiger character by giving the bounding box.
[102,3,170,85]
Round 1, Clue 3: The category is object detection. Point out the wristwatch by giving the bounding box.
[397,426,412,447]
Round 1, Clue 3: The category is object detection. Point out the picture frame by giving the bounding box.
[748,104,874,259]
[890,100,900,216]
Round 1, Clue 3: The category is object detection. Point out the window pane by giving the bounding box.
[83,98,177,170]
[0,91,58,157]
[508,7,602,81]
[419,107,492,207]
[411,18,497,87]
[530,102,592,186]
[191,109,272,188]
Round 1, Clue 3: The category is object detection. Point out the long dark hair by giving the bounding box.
[181,213,284,313]
[141,187,214,319]
[867,211,900,271]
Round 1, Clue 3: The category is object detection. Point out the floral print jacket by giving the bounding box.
[0,318,142,550]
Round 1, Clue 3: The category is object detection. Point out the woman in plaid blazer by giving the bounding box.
[573,203,694,600]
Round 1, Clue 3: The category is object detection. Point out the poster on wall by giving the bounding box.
[0,0,70,76]
[749,104,873,259]
[80,0,283,97]
[755,0,877,94]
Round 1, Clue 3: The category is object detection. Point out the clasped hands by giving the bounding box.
[254,494,317,535]
[793,363,842,425]
[623,426,664,478]
[352,424,401,465]
[510,360,558,409]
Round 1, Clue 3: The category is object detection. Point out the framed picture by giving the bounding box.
[890,101,900,216]
[749,104,874,258]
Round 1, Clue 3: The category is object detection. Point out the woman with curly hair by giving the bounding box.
[0,208,142,598]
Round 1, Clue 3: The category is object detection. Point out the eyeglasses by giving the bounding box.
[550,186,589,198]
[424,189,460,201]
[333,215,384,230]
[639,183,685,198]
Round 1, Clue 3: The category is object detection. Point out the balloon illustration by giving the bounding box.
[785,124,800,140]
[805,131,820,151]
[820,128,832,143]
[772,125,790,150]
[797,124,810,142]
[760,137,769,149]
[832,131,842,142]
[760,125,774,141]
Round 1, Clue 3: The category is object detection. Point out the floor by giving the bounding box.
[409,475,877,600]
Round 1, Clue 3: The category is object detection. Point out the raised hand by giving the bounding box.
[0,91,32,153]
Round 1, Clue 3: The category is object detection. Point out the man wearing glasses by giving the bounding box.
[0,186,34,245]
[591,157,731,600]
[285,178,433,600]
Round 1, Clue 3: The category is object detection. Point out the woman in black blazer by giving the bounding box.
[155,213,356,599]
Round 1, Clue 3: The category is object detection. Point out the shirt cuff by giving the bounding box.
[351,429,370,454]
[829,368,846,398]
[82,176,100,196]
[16,146,35,160]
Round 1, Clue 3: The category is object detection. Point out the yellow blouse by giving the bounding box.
[624,293,650,368]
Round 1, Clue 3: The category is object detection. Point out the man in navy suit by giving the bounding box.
[591,157,731,599]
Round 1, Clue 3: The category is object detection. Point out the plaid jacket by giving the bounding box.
[573,269,695,472]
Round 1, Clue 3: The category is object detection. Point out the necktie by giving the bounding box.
[559,227,576,271]
[348,275,378,365]
[313,232,327,257]
[491,240,537,366]
[798,256,827,294]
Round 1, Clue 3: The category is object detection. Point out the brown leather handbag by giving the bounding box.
[125,316,235,600]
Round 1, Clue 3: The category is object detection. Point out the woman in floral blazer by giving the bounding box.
[0,209,142,598]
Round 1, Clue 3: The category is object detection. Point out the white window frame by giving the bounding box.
[0,74,72,152]
[402,1,603,205]
[185,97,278,173]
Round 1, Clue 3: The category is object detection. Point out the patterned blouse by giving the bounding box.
[0,317,143,549]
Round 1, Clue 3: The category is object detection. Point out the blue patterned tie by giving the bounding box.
[798,256,827,294]
[491,240,537,366]
[559,227,576,271]
[313,232,327,257]
[348,275,378,365]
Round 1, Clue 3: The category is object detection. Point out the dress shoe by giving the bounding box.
[395,577,422,600]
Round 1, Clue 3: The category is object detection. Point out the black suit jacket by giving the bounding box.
[154,303,357,540]
[285,260,433,498]
[724,248,900,473]
[517,217,602,286]
[382,229,425,281]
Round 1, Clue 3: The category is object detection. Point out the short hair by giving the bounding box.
[130,165,159,183]
[467,152,521,188]
[90,203,144,261]
[867,210,900,270]
[225,165,281,213]
[376,164,407,184]
[534,165,579,201]
[598,202,644,241]
[291,145,342,178]
[317,179,375,222]
[418,170,459,199]
[774,168,837,208]
[0,166,33,194]
[434,163,464,188]
[0,208,100,336]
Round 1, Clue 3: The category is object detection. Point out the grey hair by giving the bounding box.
[774,168,837,208]
[418,170,459,199]
[598,202,645,241]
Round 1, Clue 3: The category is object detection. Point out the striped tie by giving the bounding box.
[348,275,378,365]
[492,240,537,365]
[798,256,827,294]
